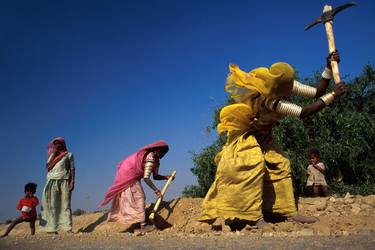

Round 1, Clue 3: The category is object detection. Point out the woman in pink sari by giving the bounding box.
[98,140,172,233]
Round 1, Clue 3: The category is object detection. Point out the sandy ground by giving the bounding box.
[1,194,374,249]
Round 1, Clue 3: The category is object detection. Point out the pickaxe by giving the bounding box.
[149,170,176,221]
[305,2,356,84]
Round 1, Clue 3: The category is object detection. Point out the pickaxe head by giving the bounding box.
[304,2,357,31]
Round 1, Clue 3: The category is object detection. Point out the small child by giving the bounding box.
[1,183,39,237]
[306,149,328,197]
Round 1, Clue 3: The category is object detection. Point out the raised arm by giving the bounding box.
[315,50,341,98]
[300,82,347,119]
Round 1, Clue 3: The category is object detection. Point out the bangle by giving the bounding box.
[320,92,335,106]
[321,67,332,79]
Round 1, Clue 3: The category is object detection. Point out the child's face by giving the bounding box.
[309,154,320,164]
[25,190,34,198]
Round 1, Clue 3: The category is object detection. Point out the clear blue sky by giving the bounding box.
[0,0,374,221]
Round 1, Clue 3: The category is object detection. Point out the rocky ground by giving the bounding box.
[0,193,374,249]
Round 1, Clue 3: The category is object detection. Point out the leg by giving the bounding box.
[321,185,328,197]
[58,180,72,232]
[262,142,297,217]
[29,218,36,235]
[262,137,317,224]
[200,134,265,223]
[313,185,320,197]
[40,179,58,233]
[1,217,27,237]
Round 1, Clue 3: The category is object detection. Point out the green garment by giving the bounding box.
[40,153,74,232]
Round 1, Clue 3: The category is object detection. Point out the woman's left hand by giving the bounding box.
[69,181,75,192]
[165,175,175,181]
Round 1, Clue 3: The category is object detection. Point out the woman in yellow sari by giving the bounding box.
[199,52,347,226]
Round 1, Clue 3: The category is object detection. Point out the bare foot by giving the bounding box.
[134,224,155,235]
[255,218,269,228]
[290,214,318,224]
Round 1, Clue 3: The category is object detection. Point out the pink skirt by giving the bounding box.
[107,181,145,224]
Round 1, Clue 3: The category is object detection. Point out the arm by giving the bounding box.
[16,199,23,211]
[316,51,340,97]
[269,81,347,119]
[68,154,75,192]
[300,82,347,119]
[152,167,170,180]
[144,176,162,198]
[34,197,39,207]
[312,163,325,173]
[143,156,162,198]
[292,51,340,98]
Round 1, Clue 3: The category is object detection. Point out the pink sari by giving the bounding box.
[98,140,168,208]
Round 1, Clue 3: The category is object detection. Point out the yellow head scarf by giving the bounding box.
[218,62,295,135]
[226,62,295,102]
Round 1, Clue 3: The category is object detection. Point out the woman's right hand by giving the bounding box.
[333,82,348,97]
[326,50,341,70]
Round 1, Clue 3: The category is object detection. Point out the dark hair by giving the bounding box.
[308,148,320,158]
[24,183,37,194]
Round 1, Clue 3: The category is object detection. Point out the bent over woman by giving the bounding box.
[99,140,173,233]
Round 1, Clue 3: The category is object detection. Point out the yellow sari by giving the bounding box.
[199,63,297,222]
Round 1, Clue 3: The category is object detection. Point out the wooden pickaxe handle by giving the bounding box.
[149,170,176,220]
[323,5,340,84]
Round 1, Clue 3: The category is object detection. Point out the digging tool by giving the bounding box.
[149,170,176,221]
[304,2,356,84]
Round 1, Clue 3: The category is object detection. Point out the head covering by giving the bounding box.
[98,140,169,208]
[217,63,295,136]
[47,137,68,172]
[225,62,295,102]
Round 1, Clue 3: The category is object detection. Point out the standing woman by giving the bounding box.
[40,137,75,233]
[98,140,172,233]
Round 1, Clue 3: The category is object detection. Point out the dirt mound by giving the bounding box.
[1,194,375,237]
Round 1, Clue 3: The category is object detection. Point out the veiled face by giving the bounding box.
[153,149,161,158]
[53,141,65,152]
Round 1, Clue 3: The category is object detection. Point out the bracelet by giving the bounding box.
[321,67,332,79]
[320,92,335,106]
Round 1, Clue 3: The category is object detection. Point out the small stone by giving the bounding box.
[262,232,273,237]
[361,204,371,210]
[329,197,336,203]
[344,192,352,199]
[342,231,349,236]
[344,198,355,205]
[297,229,314,236]
[362,195,375,206]
[351,204,361,215]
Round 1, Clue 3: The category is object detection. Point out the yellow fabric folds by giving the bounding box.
[225,62,295,103]
[200,62,299,222]
[199,133,297,222]
[217,104,254,135]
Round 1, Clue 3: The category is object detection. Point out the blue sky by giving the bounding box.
[0,0,374,221]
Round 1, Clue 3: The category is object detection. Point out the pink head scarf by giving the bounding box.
[98,140,169,208]
[47,137,68,172]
